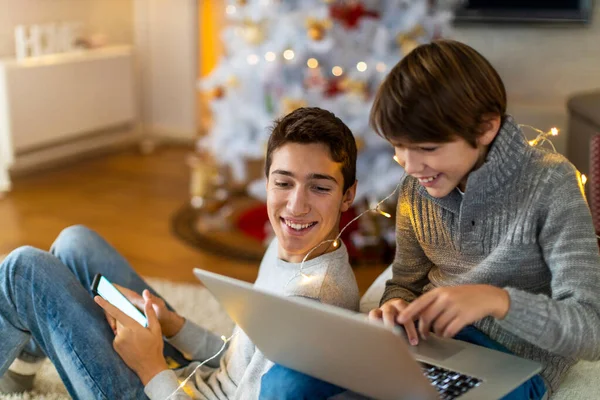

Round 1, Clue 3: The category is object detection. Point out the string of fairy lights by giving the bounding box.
[521,125,588,186]
[164,125,586,399]
[164,331,240,400]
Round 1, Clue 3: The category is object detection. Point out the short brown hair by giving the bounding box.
[265,107,357,193]
[370,39,506,147]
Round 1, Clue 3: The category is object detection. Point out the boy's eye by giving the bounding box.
[420,147,438,152]
[274,181,290,188]
[313,186,331,192]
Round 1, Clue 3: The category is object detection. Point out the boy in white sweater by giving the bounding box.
[0,107,360,399]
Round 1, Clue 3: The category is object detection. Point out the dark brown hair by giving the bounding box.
[370,39,506,147]
[265,107,357,193]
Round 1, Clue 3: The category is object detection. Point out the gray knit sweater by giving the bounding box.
[380,116,600,395]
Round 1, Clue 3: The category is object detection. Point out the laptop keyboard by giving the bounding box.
[420,362,482,399]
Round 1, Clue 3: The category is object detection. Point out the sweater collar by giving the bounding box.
[417,116,531,213]
[276,240,348,272]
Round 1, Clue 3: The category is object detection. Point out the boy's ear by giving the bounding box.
[340,180,357,213]
[477,114,501,146]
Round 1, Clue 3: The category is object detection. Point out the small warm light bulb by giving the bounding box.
[356,61,367,72]
[220,335,227,341]
[226,5,237,14]
[247,54,259,65]
[332,66,343,76]
[378,209,392,218]
[333,240,339,248]
[283,49,295,60]
[376,62,387,73]
[265,51,276,62]
[307,58,319,68]
[393,155,400,164]
[550,127,559,136]
[582,174,588,185]
[528,139,537,146]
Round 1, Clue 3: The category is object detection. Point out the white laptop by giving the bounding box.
[194,268,541,400]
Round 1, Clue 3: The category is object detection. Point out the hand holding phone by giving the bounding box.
[92,280,169,385]
[91,274,148,327]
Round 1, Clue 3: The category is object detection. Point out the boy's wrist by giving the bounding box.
[164,313,186,338]
[138,362,169,386]
[491,286,510,320]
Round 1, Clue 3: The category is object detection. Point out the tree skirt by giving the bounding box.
[171,196,268,263]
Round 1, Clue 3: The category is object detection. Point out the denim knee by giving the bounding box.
[51,225,99,259]
[1,246,56,280]
[3,246,49,269]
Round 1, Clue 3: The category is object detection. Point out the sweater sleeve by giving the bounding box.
[144,369,191,400]
[380,181,434,306]
[498,163,600,360]
[165,319,226,367]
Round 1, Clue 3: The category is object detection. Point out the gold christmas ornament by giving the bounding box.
[355,137,365,152]
[208,86,226,99]
[396,24,425,55]
[187,153,219,205]
[339,77,368,97]
[240,20,266,45]
[308,25,325,41]
[281,97,307,115]
[305,18,333,41]
[226,75,240,88]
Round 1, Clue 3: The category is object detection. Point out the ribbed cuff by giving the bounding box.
[497,287,549,344]
[379,287,417,307]
[144,369,186,400]
[165,319,200,358]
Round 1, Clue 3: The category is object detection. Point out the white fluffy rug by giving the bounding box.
[0,277,235,400]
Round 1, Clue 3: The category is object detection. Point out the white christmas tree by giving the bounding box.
[199,0,456,205]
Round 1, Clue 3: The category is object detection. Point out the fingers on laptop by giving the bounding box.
[369,299,419,345]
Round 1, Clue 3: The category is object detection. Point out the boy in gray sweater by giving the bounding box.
[367,40,600,399]
[0,107,360,399]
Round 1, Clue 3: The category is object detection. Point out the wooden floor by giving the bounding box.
[0,146,387,294]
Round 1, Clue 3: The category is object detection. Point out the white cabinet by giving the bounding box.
[0,45,136,193]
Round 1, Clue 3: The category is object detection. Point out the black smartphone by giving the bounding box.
[91,273,148,327]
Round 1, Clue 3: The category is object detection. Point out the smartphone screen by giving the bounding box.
[95,275,148,327]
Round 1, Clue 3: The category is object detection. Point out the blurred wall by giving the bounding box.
[134,0,198,140]
[0,0,134,58]
[453,6,600,154]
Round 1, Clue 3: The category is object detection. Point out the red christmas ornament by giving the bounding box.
[329,2,379,29]
[324,77,344,98]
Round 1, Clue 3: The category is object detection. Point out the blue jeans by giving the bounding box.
[0,225,186,399]
[260,325,547,400]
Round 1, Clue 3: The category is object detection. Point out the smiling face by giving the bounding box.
[392,119,500,198]
[267,142,356,263]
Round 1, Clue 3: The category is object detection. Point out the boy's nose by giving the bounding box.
[287,188,310,216]
[401,151,424,175]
